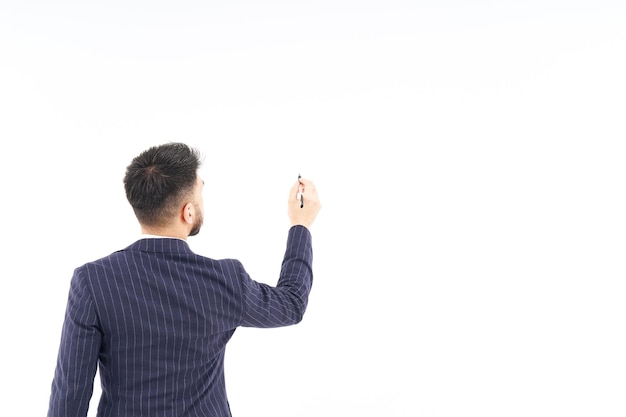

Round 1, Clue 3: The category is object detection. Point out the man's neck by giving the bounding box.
[140,225,188,240]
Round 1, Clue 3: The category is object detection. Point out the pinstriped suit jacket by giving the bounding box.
[48,225,313,417]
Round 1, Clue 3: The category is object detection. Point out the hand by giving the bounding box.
[288,177,321,229]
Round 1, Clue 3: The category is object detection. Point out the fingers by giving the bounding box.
[297,177,315,194]
[290,180,302,204]
[298,178,321,213]
[296,178,316,205]
[288,177,321,228]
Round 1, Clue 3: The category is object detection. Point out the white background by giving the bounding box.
[1,1,625,416]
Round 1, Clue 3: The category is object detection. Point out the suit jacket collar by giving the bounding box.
[125,238,194,254]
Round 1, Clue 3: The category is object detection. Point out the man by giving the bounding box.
[47,142,321,417]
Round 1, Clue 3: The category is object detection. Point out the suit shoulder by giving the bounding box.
[71,249,128,276]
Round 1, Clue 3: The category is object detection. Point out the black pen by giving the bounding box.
[298,174,303,208]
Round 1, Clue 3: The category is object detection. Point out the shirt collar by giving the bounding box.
[139,234,186,241]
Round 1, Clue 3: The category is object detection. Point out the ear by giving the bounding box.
[182,202,195,225]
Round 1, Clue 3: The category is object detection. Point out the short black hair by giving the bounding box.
[123,142,203,227]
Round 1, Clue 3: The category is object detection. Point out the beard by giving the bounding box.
[188,205,204,237]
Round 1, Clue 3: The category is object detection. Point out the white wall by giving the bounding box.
[1,1,625,416]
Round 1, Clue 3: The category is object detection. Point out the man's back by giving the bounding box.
[48,226,313,417]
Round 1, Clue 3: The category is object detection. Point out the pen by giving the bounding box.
[298,174,303,208]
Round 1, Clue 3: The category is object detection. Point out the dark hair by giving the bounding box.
[123,142,203,227]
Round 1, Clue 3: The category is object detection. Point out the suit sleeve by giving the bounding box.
[48,268,101,417]
[239,225,314,328]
